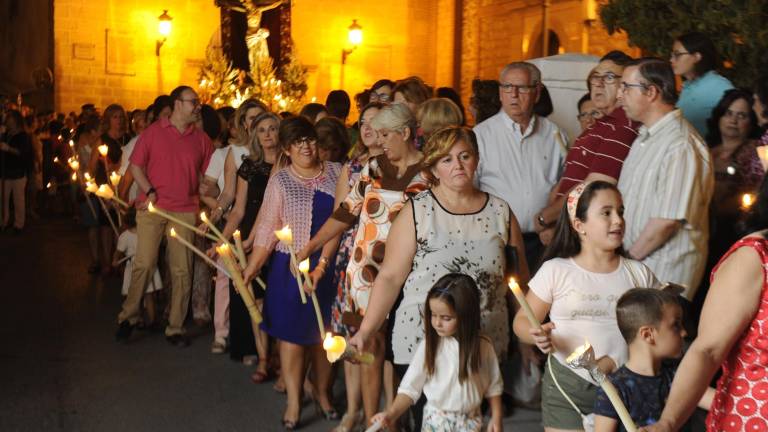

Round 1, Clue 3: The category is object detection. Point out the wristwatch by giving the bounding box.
[146,187,157,196]
[537,214,546,227]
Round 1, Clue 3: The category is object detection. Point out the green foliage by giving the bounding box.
[600,0,768,87]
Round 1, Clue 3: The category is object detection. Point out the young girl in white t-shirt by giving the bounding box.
[113,210,163,327]
[371,273,504,432]
[513,181,659,432]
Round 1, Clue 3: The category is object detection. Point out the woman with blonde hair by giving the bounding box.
[350,126,529,429]
[298,103,427,428]
[416,97,464,141]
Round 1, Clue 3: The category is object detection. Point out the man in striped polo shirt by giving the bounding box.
[533,51,640,245]
[617,58,713,299]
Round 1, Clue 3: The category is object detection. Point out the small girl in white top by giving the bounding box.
[513,181,659,432]
[372,273,503,432]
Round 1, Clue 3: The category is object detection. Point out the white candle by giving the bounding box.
[232,229,248,268]
[508,278,541,329]
[217,244,262,324]
[148,202,218,242]
[169,228,230,276]
[300,259,326,337]
[275,225,307,304]
[200,211,229,245]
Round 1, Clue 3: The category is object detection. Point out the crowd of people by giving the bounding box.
[2,31,768,432]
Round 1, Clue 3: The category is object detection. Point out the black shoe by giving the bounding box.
[115,321,134,342]
[166,334,191,348]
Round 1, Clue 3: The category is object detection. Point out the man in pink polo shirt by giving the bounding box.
[116,86,213,346]
[533,51,641,245]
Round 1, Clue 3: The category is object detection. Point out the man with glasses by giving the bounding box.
[116,85,214,346]
[474,61,566,273]
[534,51,640,245]
[617,58,713,300]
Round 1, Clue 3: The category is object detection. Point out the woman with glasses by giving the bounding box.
[243,116,341,429]
[297,103,427,429]
[670,32,733,137]
[576,93,601,132]
[368,79,395,104]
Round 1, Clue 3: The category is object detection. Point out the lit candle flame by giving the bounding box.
[147,201,156,212]
[95,184,115,200]
[68,139,75,147]
[85,181,98,193]
[299,258,310,274]
[109,171,121,188]
[71,172,77,181]
[274,225,293,244]
[200,211,209,223]
[46,182,52,189]
[169,227,177,237]
[84,172,92,181]
[323,332,347,363]
[98,144,108,157]
[69,160,79,171]
[53,157,59,163]
[742,193,755,210]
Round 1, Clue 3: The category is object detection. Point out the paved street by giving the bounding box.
[0,216,543,432]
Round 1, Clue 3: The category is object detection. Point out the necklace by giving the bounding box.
[290,164,323,180]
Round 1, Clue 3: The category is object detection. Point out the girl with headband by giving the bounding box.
[513,181,660,432]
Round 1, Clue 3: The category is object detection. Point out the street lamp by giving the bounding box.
[156,10,173,56]
[340,19,363,88]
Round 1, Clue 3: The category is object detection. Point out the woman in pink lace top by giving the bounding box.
[243,116,341,429]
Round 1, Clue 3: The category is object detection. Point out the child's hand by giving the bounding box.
[369,412,389,430]
[529,322,555,353]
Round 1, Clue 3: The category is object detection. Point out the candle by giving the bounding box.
[364,421,383,432]
[274,225,306,304]
[300,259,326,337]
[84,172,92,182]
[95,184,129,208]
[169,228,231,277]
[508,277,541,329]
[566,341,637,432]
[68,139,75,147]
[147,202,218,242]
[232,230,248,268]
[757,145,768,171]
[69,160,80,171]
[200,211,228,245]
[742,193,755,211]
[322,332,375,364]
[98,144,108,157]
[71,172,77,181]
[94,195,119,236]
[85,181,98,193]
[109,171,121,188]
[217,243,262,324]
[53,157,60,163]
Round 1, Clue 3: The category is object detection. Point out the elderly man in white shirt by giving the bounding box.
[474,61,566,272]
[617,58,713,299]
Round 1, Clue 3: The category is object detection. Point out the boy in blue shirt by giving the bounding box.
[594,288,714,431]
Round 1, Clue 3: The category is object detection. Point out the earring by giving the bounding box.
[580,231,586,235]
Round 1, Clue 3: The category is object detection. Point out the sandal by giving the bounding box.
[250,359,272,383]
[331,410,363,432]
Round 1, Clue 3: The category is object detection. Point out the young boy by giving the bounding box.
[593,287,714,431]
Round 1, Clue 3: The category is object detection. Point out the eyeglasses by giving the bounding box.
[620,82,649,93]
[291,137,317,148]
[670,51,691,60]
[577,110,602,121]
[371,92,391,102]
[588,72,619,86]
[724,109,750,121]
[179,98,200,107]
[499,83,537,94]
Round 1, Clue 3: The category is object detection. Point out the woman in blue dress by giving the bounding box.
[243,116,341,430]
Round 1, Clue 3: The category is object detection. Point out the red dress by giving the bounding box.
[706,237,768,432]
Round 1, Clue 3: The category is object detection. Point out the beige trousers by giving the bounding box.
[118,209,194,336]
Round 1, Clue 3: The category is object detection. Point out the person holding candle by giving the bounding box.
[320,102,385,432]
[115,86,214,346]
[347,125,526,429]
[513,181,659,432]
[370,274,504,432]
[86,104,128,275]
[298,102,427,428]
[217,112,279,381]
[592,287,713,432]
[638,175,768,432]
[242,116,341,429]
[74,116,104,273]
